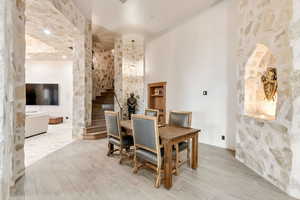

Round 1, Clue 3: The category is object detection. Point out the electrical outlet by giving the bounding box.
[66,116,69,120]
[221,135,225,140]
[203,91,208,96]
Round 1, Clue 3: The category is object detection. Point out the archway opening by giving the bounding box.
[244,44,277,120]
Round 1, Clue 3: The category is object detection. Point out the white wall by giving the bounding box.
[25,60,73,122]
[145,0,238,149]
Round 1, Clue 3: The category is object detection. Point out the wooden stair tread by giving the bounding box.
[83,89,114,140]
[86,129,106,134]
[83,131,107,140]
[87,124,106,129]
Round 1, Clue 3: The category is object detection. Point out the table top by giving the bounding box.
[120,120,200,141]
[159,126,200,140]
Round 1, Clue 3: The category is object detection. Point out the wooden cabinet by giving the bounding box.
[49,117,63,125]
[148,82,167,123]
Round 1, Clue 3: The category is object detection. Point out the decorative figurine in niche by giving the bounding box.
[127,93,137,120]
[261,67,278,101]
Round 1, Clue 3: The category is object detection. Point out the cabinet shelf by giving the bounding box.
[148,82,167,124]
[151,95,164,97]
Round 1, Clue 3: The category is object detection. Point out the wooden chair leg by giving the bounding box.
[107,143,114,156]
[155,168,161,188]
[133,153,138,174]
[175,144,180,176]
[119,146,124,164]
[187,141,190,167]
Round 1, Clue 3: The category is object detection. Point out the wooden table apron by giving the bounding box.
[120,120,200,189]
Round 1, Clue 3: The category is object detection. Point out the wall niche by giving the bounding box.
[244,44,278,120]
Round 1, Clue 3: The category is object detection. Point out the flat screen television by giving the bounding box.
[26,84,59,105]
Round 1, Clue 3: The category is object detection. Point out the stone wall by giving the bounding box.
[72,20,92,137]
[0,1,92,199]
[114,38,123,113]
[244,44,277,120]
[25,0,78,60]
[46,0,93,136]
[11,0,26,186]
[236,0,300,198]
[0,0,26,199]
[49,0,85,33]
[92,49,114,99]
[288,0,300,197]
[84,21,93,128]
[114,35,145,118]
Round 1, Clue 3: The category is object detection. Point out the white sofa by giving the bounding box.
[25,111,49,138]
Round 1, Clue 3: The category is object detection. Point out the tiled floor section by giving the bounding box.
[25,122,74,167]
[12,139,297,200]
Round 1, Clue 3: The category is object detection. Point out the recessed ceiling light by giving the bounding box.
[62,55,67,59]
[119,0,128,4]
[43,29,51,35]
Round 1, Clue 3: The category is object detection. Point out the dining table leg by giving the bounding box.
[191,133,198,169]
[164,140,173,189]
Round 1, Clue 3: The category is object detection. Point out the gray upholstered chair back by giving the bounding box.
[145,109,159,118]
[105,111,120,138]
[169,111,192,128]
[132,115,158,151]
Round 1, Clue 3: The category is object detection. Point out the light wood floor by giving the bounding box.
[10,139,296,200]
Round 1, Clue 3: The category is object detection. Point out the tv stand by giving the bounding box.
[49,117,64,125]
[25,111,49,138]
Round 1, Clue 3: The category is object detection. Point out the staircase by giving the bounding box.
[82,89,114,140]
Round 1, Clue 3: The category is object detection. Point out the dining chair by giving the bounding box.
[131,114,163,188]
[105,111,134,164]
[145,109,159,120]
[169,111,192,175]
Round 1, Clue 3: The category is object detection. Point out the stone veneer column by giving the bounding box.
[236,0,299,198]
[114,35,145,118]
[45,0,93,137]
[114,38,123,113]
[288,0,300,197]
[0,0,25,199]
[73,20,93,137]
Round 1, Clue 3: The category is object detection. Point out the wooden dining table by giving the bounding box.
[120,120,201,189]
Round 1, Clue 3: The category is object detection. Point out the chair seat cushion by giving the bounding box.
[108,137,121,146]
[122,135,134,146]
[175,141,188,152]
[136,149,158,164]
[108,135,133,147]
[136,148,176,164]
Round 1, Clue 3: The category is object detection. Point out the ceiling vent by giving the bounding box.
[119,0,128,4]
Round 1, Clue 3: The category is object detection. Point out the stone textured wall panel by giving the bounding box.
[43,0,93,137]
[114,35,145,118]
[0,0,26,199]
[122,35,145,116]
[49,0,85,33]
[92,49,114,98]
[237,0,300,198]
[114,38,123,113]
[10,0,26,187]
[72,20,93,136]
[25,0,77,60]
[1,1,92,199]
[35,0,93,136]
[288,1,300,196]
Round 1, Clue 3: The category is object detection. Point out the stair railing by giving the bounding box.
[113,92,123,119]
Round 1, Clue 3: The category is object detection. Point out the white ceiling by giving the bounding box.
[76,0,222,38]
